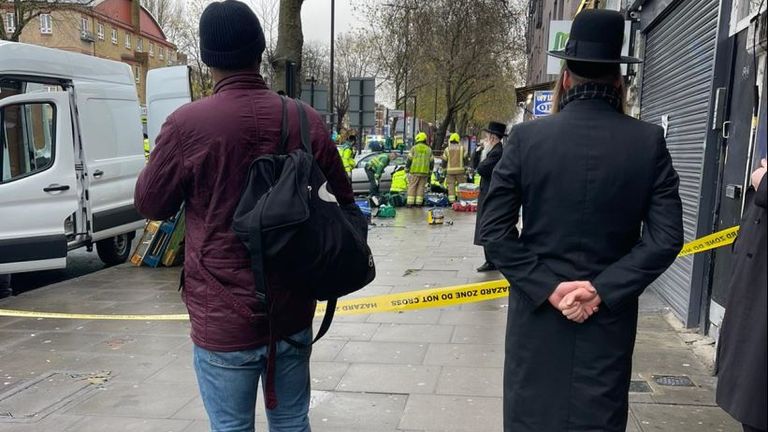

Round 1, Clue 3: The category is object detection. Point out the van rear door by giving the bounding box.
[146,66,192,150]
[0,92,78,273]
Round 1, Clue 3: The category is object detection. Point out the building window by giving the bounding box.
[111,28,118,44]
[125,33,131,49]
[731,0,768,35]
[137,37,143,52]
[5,13,15,34]
[149,43,154,57]
[97,22,104,40]
[80,16,88,32]
[134,65,141,84]
[39,14,52,34]
[159,46,164,60]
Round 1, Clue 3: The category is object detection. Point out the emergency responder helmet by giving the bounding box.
[415,132,428,143]
[449,133,460,143]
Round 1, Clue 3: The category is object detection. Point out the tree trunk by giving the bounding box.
[273,0,304,96]
[436,112,453,150]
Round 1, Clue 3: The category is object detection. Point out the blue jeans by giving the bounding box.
[193,328,313,432]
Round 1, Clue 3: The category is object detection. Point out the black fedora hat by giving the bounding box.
[548,9,641,64]
[483,121,507,138]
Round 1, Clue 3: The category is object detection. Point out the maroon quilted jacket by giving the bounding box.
[135,73,354,352]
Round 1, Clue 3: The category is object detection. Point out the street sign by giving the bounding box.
[533,91,554,117]
[547,20,632,75]
[300,83,329,114]
[348,77,376,129]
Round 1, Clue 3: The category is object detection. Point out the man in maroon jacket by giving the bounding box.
[134,2,353,431]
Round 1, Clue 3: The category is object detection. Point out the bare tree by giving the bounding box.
[358,0,526,147]
[141,0,183,43]
[248,0,279,87]
[333,30,381,133]
[0,0,94,42]
[273,0,304,95]
[170,0,214,96]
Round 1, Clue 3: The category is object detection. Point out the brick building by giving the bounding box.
[2,0,183,104]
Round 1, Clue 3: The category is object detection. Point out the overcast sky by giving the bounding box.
[300,0,361,44]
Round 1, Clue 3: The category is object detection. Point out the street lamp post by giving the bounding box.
[329,0,335,132]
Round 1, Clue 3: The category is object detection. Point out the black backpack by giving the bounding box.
[232,97,376,346]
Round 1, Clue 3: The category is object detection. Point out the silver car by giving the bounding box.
[350,152,408,194]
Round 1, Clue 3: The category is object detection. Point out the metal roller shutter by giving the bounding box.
[639,0,719,321]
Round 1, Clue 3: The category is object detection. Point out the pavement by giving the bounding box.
[0,209,741,432]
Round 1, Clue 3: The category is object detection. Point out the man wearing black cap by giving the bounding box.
[474,121,506,272]
[481,10,684,432]
[134,1,354,431]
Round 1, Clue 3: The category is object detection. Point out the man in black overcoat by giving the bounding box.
[716,158,767,432]
[480,10,684,432]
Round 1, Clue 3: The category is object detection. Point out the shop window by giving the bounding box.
[1,103,56,183]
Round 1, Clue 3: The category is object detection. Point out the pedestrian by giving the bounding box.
[337,137,356,178]
[347,134,360,154]
[0,274,11,299]
[442,133,467,203]
[133,1,354,430]
[365,152,397,198]
[474,122,505,272]
[480,10,684,432]
[716,158,767,432]
[406,132,433,207]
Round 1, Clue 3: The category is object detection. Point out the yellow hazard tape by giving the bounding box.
[0,226,741,321]
[0,280,510,321]
[677,225,739,258]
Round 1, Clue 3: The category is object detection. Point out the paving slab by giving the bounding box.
[631,403,740,432]
[64,416,193,432]
[335,341,428,365]
[65,381,198,418]
[423,343,504,368]
[399,394,503,432]
[308,391,407,431]
[435,366,503,397]
[371,323,455,344]
[336,363,441,394]
[310,361,349,391]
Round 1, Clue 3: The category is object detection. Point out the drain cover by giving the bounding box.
[629,380,653,393]
[652,375,695,387]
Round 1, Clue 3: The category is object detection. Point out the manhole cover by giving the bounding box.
[629,380,653,393]
[652,375,695,387]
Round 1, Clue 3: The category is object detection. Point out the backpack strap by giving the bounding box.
[278,96,289,154]
[294,99,312,154]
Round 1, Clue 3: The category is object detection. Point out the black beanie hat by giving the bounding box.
[199,0,266,70]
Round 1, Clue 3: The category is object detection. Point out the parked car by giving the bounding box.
[350,152,407,194]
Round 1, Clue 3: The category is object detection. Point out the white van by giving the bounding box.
[0,41,190,274]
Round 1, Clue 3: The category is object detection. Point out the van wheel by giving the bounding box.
[97,233,133,266]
